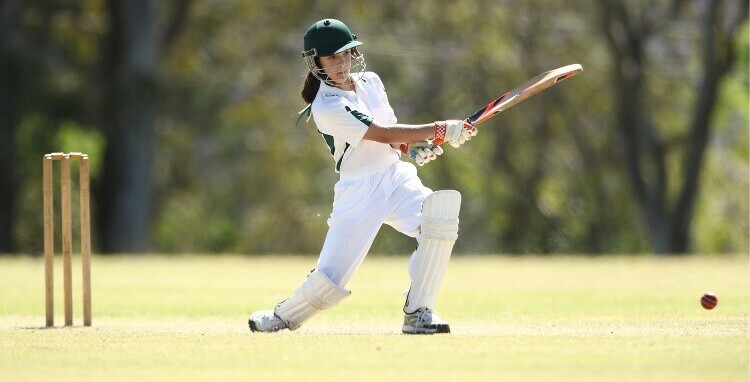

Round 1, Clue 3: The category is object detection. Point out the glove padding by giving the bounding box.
[400,141,444,166]
[435,120,477,148]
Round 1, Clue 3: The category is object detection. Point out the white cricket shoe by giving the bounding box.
[248,310,287,333]
[402,307,450,334]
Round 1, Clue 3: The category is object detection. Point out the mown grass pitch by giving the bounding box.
[0,254,747,381]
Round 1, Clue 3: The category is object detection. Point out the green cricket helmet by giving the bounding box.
[302,19,366,86]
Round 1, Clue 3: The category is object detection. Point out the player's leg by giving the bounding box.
[250,172,391,332]
[249,268,351,332]
[249,212,384,333]
[401,190,461,334]
[314,197,386,288]
[249,218,384,333]
[384,163,457,334]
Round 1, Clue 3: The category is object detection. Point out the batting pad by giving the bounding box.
[274,269,351,330]
[404,190,461,313]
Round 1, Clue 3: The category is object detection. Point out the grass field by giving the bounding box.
[0,254,748,381]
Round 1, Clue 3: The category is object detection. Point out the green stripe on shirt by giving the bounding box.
[344,106,373,127]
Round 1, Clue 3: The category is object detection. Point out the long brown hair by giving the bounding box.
[300,56,322,104]
[300,72,320,104]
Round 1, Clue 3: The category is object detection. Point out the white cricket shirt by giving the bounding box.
[311,71,400,179]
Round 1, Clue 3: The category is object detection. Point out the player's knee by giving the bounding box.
[420,190,461,241]
[423,190,461,213]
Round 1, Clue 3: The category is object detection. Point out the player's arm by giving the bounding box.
[362,121,434,144]
[363,120,477,166]
[362,120,477,146]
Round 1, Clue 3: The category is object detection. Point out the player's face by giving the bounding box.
[319,50,353,86]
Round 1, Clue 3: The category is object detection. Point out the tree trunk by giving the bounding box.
[600,0,747,254]
[669,0,747,253]
[99,0,159,252]
[0,0,21,253]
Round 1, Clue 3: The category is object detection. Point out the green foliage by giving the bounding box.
[694,23,749,253]
[55,121,105,176]
[4,0,748,254]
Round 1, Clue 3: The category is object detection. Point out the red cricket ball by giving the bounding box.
[700,293,718,310]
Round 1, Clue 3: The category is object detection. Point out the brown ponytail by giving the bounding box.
[300,71,321,104]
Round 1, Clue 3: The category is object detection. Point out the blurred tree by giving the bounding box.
[0,0,746,256]
[0,0,21,252]
[98,0,193,252]
[600,0,748,253]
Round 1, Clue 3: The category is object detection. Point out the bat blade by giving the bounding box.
[467,64,583,126]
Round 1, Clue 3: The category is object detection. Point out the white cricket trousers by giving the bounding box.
[316,161,432,287]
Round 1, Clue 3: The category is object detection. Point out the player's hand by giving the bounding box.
[400,141,444,166]
[434,120,477,148]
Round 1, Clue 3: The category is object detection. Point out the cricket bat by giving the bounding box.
[466,63,583,127]
[401,64,582,159]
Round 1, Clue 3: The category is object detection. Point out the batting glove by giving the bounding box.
[434,119,477,148]
[400,141,444,166]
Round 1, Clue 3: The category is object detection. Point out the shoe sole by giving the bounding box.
[402,325,437,334]
[402,324,450,334]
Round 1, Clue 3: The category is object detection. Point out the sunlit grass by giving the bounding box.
[0,254,747,381]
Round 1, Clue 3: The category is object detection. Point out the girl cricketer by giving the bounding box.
[249,18,477,334]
